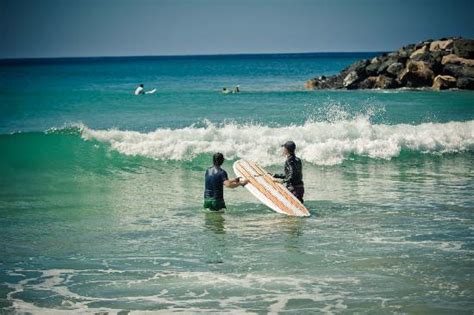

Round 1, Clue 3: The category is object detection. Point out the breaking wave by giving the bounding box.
[79,117,474,166]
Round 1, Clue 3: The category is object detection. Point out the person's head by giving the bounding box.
[281,141,296,156]
[222,87,227,91]
[140,84,144,88]
[213,152,225,167]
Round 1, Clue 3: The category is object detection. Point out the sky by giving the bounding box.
[0,0,473,59]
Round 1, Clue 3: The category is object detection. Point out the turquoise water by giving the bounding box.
[0,54,473,314]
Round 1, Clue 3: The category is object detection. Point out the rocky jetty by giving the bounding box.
[305,37,474,90]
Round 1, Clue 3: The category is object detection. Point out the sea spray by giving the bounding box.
[79,119,474,166]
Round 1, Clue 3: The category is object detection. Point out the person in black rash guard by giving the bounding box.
[204,153,248,211]
[272,141,305,203]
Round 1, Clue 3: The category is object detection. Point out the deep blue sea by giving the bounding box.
[0,53,473,314]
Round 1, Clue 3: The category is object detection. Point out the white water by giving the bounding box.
[80,118,474,165]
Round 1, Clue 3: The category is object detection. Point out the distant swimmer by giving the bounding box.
[222,86,240,94]
[222,87,231,94]
[134,84,157,95]
[135,84,145,95]
[204,153,248,211]
[272,141,305,203]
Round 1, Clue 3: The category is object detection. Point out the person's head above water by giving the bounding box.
[213,152,225,167]
[140,84,144,88]
[281,141,296,155]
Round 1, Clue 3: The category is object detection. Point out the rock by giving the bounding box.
[415,40,433,50]
[411,50,446,74]
[343,71,359,88]
[341,59,370,78]
[305,75,344,89]
[453,39,474,59]
[386,62,404,76]
[400,44,415,55]
[456,77,474,89]
[305,37,474,90]
[441,54,474,66]
[304,79,317,89]
[378,56,403,74]
[366,58,381,75]
[374,75,398,89]
[397,48,412,59]
[432,75,456,90]
[358,76,378,89]
[399,61,434,87]
[410,45,428,59]
[443,64,474,78]
[429,39,454,52]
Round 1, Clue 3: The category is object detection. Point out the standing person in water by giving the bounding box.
[272,141,305,203]
[204,153,248,211]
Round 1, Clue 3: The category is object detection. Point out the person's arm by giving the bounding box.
[224,177,248,188]
[273,160,294,183]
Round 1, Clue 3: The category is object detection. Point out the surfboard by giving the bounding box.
[233,160,310,217]
[145,89,157,94]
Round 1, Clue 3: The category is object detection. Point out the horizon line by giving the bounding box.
[0,50,387,62]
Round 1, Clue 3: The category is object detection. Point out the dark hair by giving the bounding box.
[140,84,144,87]
[213,152,225,166]
[282,141,296,154]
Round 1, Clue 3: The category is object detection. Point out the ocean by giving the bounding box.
[0,53,473,314]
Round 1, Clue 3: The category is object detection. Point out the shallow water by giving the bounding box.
[0,54,473,313]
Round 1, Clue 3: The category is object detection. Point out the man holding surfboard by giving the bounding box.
[204,153,248,211]
[272,141,305,203]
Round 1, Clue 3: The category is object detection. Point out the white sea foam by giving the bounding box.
[79,118,474,166]
[6,269,352,314]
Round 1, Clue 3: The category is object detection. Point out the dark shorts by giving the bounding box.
[289,186,304,204]
[203,198,226,211]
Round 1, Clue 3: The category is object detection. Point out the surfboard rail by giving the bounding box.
[233,159,310,217]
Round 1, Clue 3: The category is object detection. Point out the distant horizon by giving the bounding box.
[0,50,389,62]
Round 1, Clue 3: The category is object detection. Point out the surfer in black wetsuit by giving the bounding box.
[272,141,305,203]
[204,153,248,211]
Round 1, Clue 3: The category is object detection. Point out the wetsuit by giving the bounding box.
[274,154,305,203]
[204,166,229,211]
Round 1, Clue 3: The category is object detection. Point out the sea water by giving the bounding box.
[0,54,473,314]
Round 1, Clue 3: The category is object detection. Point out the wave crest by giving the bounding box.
[80,119,474,165]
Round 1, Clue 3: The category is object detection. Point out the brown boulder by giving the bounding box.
[441,54,474,66]
[429,39,454,52]
[410,45,428,59]
[399,61,434,87]
[432,75,456,90]
[374,75,398,89]
[358,76,378,89]
[304,79,317,89]
[305,75,344,89]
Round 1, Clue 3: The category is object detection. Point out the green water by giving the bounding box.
[0,54,473,313]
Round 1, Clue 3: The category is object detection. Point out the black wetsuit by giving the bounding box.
[274,154,305,203]
[204,166,229,210]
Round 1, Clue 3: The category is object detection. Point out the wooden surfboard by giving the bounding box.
[233,160,310,217]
